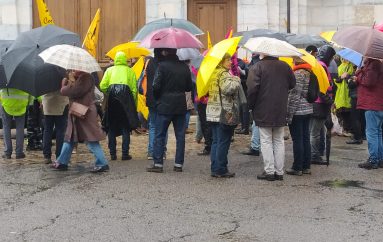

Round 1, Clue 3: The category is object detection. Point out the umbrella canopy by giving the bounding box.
[177,48,201,61]
[244,37,302,57]
[133,18,204,41]
[140,27,204,49]
[0,40,13,88]
[2,25,80,96]
[320,31,336,42]
[106,42,151,60]
[234,29,287,45]
[332,26,383,60]
[39,44,101,73]
[285,33,328,48]
[196,36,242,98]
[375,22,383,32]
[337,48,363,67]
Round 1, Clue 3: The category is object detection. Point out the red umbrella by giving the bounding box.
[332,26,383,60]
[140,27,204,49]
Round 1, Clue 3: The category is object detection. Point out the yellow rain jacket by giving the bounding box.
[100,52,137,102]
[0,88,30,116]
[335,61,354,109]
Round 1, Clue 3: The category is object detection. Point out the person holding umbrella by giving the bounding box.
[51,70,109,172]
[0,88,31,159]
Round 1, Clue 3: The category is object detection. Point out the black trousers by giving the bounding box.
[197,103,212,151]
[350,98,365,140]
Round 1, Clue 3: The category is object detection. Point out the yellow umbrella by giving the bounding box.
[320,31,336,42]
[196,36,242,98]
[131,56,149,119]
[106,42,151,60]
[280,49,329,93]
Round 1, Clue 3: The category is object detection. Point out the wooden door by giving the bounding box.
[32,0,145,62]
[188,0,237,50]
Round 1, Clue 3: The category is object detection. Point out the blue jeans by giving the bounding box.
[365,111,383,164]
[289,115,311,171]
[185,110,191,129]
[108,127,130,156]
[251,122,260,151]
[57,141,108,167]
[43,107,68,159]
[210,123,235,175]
[147,108,168,156]
[153,113,186,166]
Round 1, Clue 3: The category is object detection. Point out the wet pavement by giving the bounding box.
[0,126,382,242]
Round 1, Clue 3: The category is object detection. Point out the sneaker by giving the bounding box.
[110,154,117,161]
[274,173,284,180]
[235,128,249,135]
[147,155,153,160]
[173,166,183,172]
[121,154,132,160]
[197,149,210,156]
[146,165,163,173]
[358,161,378,170]
[346,139,363,144]
[257,172,275,181]
[2,154,11,159]
[211,172,235,178]
[185,128,193,134]
[90,165,109,173]
[195,137,203,144]
[286,168,303,176]
[302,169,312,175]
[241,148,260,156]
[51,162,68,171]
[15,153,26,159]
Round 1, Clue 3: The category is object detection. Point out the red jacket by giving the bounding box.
[356,59,383,111]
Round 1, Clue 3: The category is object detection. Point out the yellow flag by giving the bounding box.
[36,0,54,26]
[207,31,212,49]
[83,8,101,58]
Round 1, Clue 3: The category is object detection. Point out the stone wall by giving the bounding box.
[146,0,187,23]
[0,0,32,40]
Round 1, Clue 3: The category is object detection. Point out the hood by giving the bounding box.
[317,45,336,66]
[114,51,128,66]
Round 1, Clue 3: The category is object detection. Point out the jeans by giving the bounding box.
[365,111,383,164]
[251,122,260,151]
[210,123,235,175]
[289,115,311,171]
[57,141,108,167]
[0,106,25,156]
[239,104,250,131]
[259,127,285,175]
[153,113,186,167]
[185,110,191,129]
[310,117,326,161]
[43,107,68,159]
[147,107,168,156]
[108,127,130,156]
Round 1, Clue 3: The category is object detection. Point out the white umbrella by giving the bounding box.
[176,48,201,61]
[244,37,302,57]
[39,44,101,73]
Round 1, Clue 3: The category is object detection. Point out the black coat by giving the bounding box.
[153,55,192,115]
[102,84,139,134]
[145,56,160,109]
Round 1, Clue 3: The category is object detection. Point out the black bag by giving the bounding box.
[306,71,320,103]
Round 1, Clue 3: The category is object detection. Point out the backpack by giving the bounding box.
[306,71,320,103]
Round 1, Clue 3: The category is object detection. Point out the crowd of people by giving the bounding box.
[1,44,383,178]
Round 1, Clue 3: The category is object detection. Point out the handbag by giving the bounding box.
[69,102,89,119]
[218,82,239,126]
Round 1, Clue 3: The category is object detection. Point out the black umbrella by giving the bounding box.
[132,18,204,41]
[0,40,13,88]
[2,25,80,96]
[234,29,287,45]
[285,33,328,48]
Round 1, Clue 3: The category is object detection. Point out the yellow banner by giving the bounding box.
[36,0,54,26]
[83,8,100,58]
[207,31,212,49]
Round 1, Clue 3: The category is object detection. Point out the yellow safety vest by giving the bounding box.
[0,88,30,116]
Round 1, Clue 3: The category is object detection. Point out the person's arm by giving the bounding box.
[127,68,137,103]
[152,65,163,100]
[246,64,261,110]
[185,66,193,93]
[358,61,381,88]
[61,74,92,98]
[99,68,111,93]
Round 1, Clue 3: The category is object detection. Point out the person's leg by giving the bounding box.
[107,128,117,159]
[152,114,171,167]
[365,111,383,166]
[349,98,362,141]
[173,114,187,167]
[210,123,219,174]
[185,111,191,130]
[14,114,26,157]
[147,107,156,157]
[215,124,234,174]
[251,122,261,151]
[259,127,275,175]
[121,128,130,158]
[310,118,325,161]
[195,111,203,141]
[86,141,108,167]
[302,115,312,171]
[1,107,13,156]
[197,103,211,152]
[56,142,74,165]
[43,115,54,159]
[288,115,304,171]
[54,109,68,158]
[273,127,285,176]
